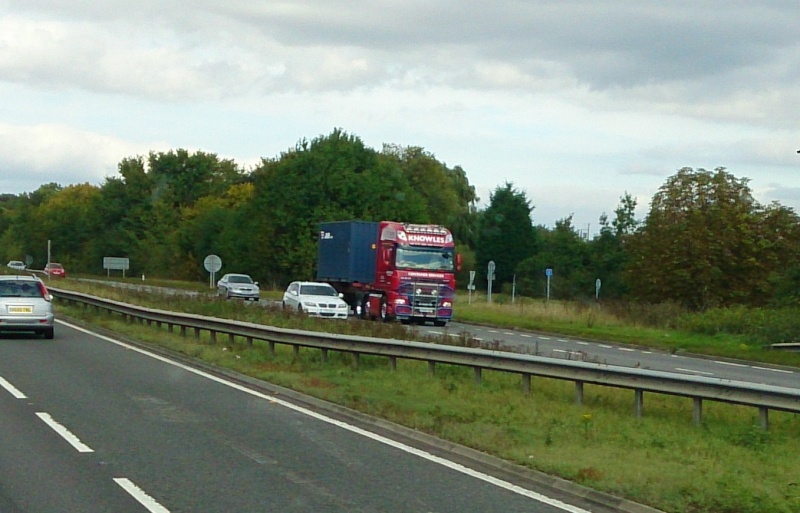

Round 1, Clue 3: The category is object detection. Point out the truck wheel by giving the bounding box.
[360,297,370,320]
[380,297,390,322]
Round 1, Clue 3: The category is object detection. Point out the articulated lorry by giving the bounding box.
[316,221,461,326]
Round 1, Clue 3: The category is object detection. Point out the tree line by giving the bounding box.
[3,128,800,311]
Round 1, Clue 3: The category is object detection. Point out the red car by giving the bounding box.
[44,262,67,278]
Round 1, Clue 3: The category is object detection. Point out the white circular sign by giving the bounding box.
[204,254,222,273]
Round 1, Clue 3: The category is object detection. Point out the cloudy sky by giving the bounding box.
[2,1,800,234]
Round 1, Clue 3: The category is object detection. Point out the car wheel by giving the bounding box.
[433,320,447,327]
[42,327,54,339]
[225,290,231,299]
[297,304,303,313]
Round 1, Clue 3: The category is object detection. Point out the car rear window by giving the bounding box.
[301,285,337,296]
[0,281,44,298]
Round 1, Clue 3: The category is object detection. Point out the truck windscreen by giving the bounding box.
[395,247,454,271]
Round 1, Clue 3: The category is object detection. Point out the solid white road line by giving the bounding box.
[674,368,714,376]
[752,366,793,374]
[62,319,595,513]
[0,376,27,398]
[114,478,171,513]
[35,412,94,453]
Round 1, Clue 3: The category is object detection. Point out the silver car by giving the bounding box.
[282,281,349,319]
[7,260,26,271]
[0,275,55,339]
[217,273,260,301]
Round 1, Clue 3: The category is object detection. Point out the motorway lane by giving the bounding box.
[422,322,798,389]
[0,381,148,512]
[0,321,614,513]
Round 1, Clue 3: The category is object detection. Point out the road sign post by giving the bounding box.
[204,254,223,289]
[545,268,553,302]
[487,261,496,303]
[468,270,476,304]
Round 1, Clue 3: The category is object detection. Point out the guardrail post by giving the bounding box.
[228,333,235,345]
[693,398,703,425]
[167,323,174,333]
[473,367,482,386]
[210,331,217,344]
[389,356,397,371]
[321,348,328,362]
[522,373,531,396]
[634,389,644,419]
[428,361,436,376]
[269,341,275,355]
[575,381,584,405]
[246,336,253,347]
[353,352,360,369]
[293,345,300,357]
[759,407,769,430]
[193,327,200,339]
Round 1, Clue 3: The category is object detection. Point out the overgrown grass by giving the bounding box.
[55,303,800,513]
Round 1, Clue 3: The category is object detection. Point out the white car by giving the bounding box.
[217,273,260,301]
[282,281,349,319]
[7,260,26,271]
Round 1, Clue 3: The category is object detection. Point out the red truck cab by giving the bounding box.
[317,221,461,326]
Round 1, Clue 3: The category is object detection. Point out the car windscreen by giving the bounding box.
[300,285,337,296]
[0,282,43,298]
[228,275,253,284]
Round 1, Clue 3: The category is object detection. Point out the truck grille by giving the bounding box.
[398,281,454,309]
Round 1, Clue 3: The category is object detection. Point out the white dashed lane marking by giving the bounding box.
[675,368,714,376]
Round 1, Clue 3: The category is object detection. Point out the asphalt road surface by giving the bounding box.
[0,320,635,513]
[420,322,798,390]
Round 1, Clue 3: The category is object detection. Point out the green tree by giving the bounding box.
[626,167,770,309]
[588,193,639,299]
[244,129,429,284]
[147,149,244,208]
[382,144,479,247]
[475,182,537,292]
[517,216,591,299]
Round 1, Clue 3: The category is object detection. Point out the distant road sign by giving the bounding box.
[204,254,222,273]
[545,268,553,277]
[103,257,130,270]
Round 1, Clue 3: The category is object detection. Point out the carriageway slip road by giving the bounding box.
[0,321,642,513]
[427,321,798,390]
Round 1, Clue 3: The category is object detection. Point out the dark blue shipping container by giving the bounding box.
[316,221,379,284]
